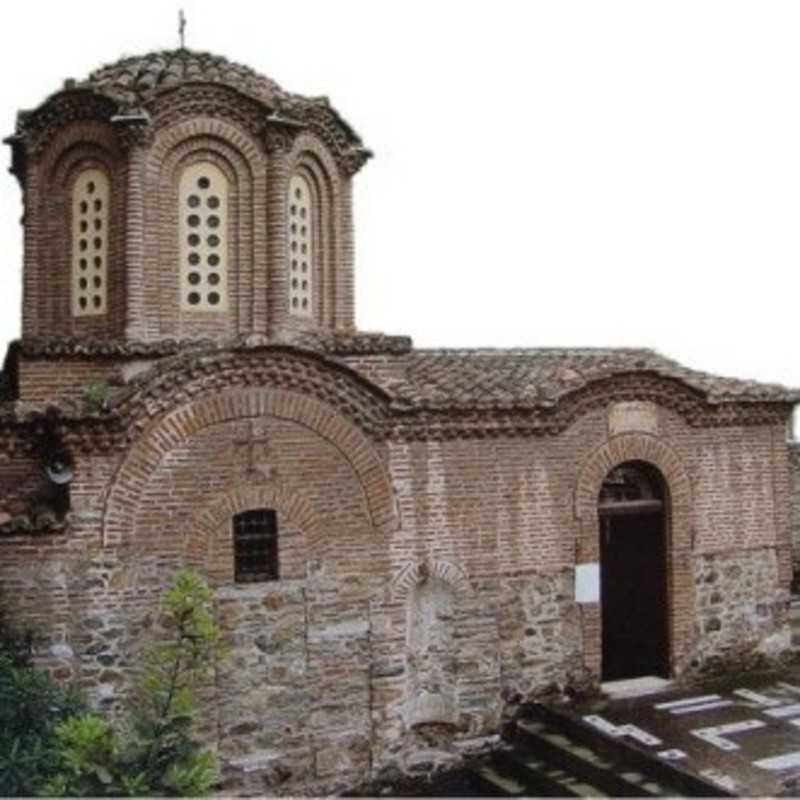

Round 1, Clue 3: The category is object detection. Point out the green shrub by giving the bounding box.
[0,588,34,666]
[44,569,225,797]
[0,607,85,797]
[127,569,225,795]
[39,714,140,797]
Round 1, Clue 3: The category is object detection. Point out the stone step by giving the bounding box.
[466,760,528,796]
[513,718,665,797]
[490,746,603,797]
[514,704,735,798]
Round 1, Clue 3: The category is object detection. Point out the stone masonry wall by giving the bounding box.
[116,410,379,794]
[691,548,789,671]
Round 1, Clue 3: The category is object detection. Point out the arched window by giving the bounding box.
[288,174,313,317]
[233,508,279,583]
[72,169,109,317]
[179,162,228,312]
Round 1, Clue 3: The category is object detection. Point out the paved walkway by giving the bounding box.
[551,667,800,796]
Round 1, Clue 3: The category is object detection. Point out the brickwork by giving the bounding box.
[0,46,796,795]
[18,358,118,402]
[789,442,800,579]
[14,77,356,359]
[574,432,694,676]
[0,360,794,791]
[25,120,128,339]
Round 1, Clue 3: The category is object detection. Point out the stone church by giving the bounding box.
[0,47,798,794]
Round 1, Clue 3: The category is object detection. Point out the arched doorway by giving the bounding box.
[599,461,669,681]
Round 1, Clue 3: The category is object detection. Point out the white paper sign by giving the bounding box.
[575,563,600,603]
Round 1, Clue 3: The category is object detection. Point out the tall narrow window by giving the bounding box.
[233,508,279,583]
[72,169,109,317]
[288,174,313,317]
[179,162,229,311]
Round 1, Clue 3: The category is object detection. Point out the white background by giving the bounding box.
[0,1,798,425]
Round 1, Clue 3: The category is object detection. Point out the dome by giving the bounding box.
[6,44,371,346]
[9,47,369,172]
[79,49,285,110]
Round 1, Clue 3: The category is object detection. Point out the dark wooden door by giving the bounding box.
[600,510,669,681]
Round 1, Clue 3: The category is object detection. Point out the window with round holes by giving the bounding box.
[178,162,229,311]
[287,174,313,318]
[72,169,109,317]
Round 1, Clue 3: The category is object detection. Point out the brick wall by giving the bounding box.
[18,358,119,403]
[20,88,356,345]
[0,372,791,793]
[789,441,800,579]
[25,120,128,340]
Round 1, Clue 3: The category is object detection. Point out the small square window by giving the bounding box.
[233,509,278,583]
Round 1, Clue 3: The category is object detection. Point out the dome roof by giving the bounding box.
[8,47,370,176]
[79,49,285,109]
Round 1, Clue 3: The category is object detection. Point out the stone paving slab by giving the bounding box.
[548,668,800,797]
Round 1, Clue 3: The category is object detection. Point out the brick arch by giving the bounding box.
[289,133,342,184]
[148,116,266,172]
[23,92,119,158]
[291,151,338,328]
[103,387,399,547]
[575,432,692,528]
[50,143,117,189]
[287,132,350,330]
[392,558,470,729]
[141,117,268,338]
[41,119,122,178]
[185,482,323,575]
[114,346,391,438]
[573,432,695,677]
[389,558,472,602]
[35,123,127,340]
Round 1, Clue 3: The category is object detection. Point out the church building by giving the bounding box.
[0,48,797,794]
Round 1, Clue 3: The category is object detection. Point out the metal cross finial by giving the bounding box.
[179,9,187,49]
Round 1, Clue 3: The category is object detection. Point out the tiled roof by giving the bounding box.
[67,49,364,149]
[393,348,800,408]
[9,49,370,174]
[81,49,283,109]
[5,340,799,414]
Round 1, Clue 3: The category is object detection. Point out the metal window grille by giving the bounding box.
[233,509,278,583]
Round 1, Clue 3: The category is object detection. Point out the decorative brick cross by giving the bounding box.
[232,419,275,480]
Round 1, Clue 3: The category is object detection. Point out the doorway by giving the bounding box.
[599,461,669,681]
